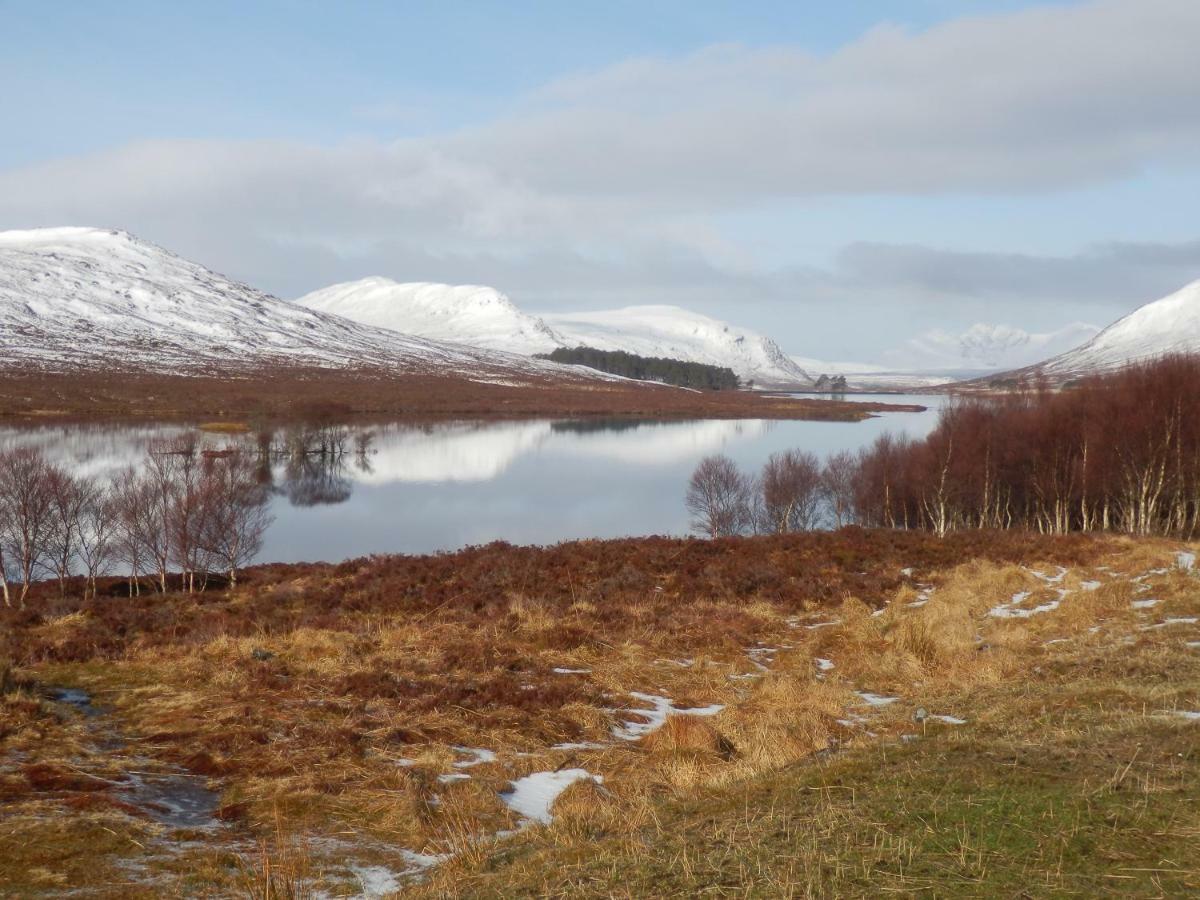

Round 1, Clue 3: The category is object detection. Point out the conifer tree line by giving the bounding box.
[687,356,1200,539]
[537,346,741,390]
[0,439,273,607]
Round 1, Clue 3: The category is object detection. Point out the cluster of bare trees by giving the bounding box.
[687,357,1200,541]
[685,449,857,537]
[853,356,1200,537]
[0,440,273,607]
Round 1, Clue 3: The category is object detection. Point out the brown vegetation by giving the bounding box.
[0,365,922,424]
[854,355,1200,536]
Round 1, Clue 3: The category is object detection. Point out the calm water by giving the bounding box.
[0,395,944,563]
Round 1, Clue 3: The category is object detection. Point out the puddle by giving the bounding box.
[46,683,223,831]
[123,771,221,829]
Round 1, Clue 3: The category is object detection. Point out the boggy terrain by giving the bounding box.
[1,530,1198,896]
[0,367,920,425]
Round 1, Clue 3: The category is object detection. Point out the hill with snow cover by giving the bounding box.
[297,279,812,386]
[0,228,597,384]
[1000,279,1200,382]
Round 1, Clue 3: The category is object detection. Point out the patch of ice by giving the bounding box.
[552,667,591,675]
[350,864,402,898]
[551,741,608,751]
[1187,641,1200,649]
[438,773,471,784]
[1080,580,1102,591]
[501,769,602,825]
[1132,598,1160,609]
[394,758,417,767]
[857,691,900,707]
[1172,710,1200,720]
[1176,551,1196,571]
[900,567,914,577]
[814,658,835,672]
[930,715,967,725]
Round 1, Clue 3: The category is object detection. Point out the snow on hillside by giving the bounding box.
[0,228,596,384]
[298,280,812,386]
[545,306,811,386]
[1034,279,1200,378]
[297,279,562,355]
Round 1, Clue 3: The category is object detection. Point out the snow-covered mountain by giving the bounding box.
[296,279,812,386]
[0,228,597,384]
[545,305,810,386]
[1027,279,1200,379]
[298,279,562,355]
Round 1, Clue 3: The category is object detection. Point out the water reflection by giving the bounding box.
[0,396,942,562]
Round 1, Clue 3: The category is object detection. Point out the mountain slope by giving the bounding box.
[544,305,811,386]
[298,279,562,355]
[297,280,812,386]
[0,228,594,384]
[1031,279,1200,379]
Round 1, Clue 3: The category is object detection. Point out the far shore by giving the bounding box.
[0,366,927,425]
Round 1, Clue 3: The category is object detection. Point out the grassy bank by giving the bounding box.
[1,530,1196,896]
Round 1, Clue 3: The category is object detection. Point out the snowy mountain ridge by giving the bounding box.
[297,279,812,386]
[984,278,1200,384]
[0,227,602,385]
[1031,278,1200,379]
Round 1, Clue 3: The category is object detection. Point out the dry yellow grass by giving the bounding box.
[2,533,1196,895]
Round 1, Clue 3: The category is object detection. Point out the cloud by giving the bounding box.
[832,240,1200,304]
[0,0,1198,367]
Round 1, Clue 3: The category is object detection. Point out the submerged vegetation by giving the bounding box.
[0,529,1197,895]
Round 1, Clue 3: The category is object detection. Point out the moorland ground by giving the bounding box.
[0,368,921,424]
[1,529,1197,897]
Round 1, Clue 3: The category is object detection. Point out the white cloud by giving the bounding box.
[0,0,1197,366]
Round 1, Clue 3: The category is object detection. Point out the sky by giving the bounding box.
[2,0,1199,370]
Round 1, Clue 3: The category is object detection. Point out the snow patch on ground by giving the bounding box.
[857,691,900,707]
[452,747,497,768]
[501,769,603,825]
[612,692,725,741]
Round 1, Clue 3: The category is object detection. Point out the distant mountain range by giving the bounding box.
[977,278,1200,385]
[4,227,1197,394]
[297,278,813,387]
[0,228,608,387]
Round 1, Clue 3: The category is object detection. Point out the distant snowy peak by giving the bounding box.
[297,279,562,355]
[299,281,812,386]
[0,227,601,384]
[1034,279,1200,378]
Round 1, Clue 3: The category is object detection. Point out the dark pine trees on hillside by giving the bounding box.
[537,346,741,390]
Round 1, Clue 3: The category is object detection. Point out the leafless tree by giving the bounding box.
[686,454,754,538]
[821,450,859,529]
[45,467,91,596]
[76,482,118,600]
[0,448,54,607]
[199,452,274,587]
[759,450,823,533]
